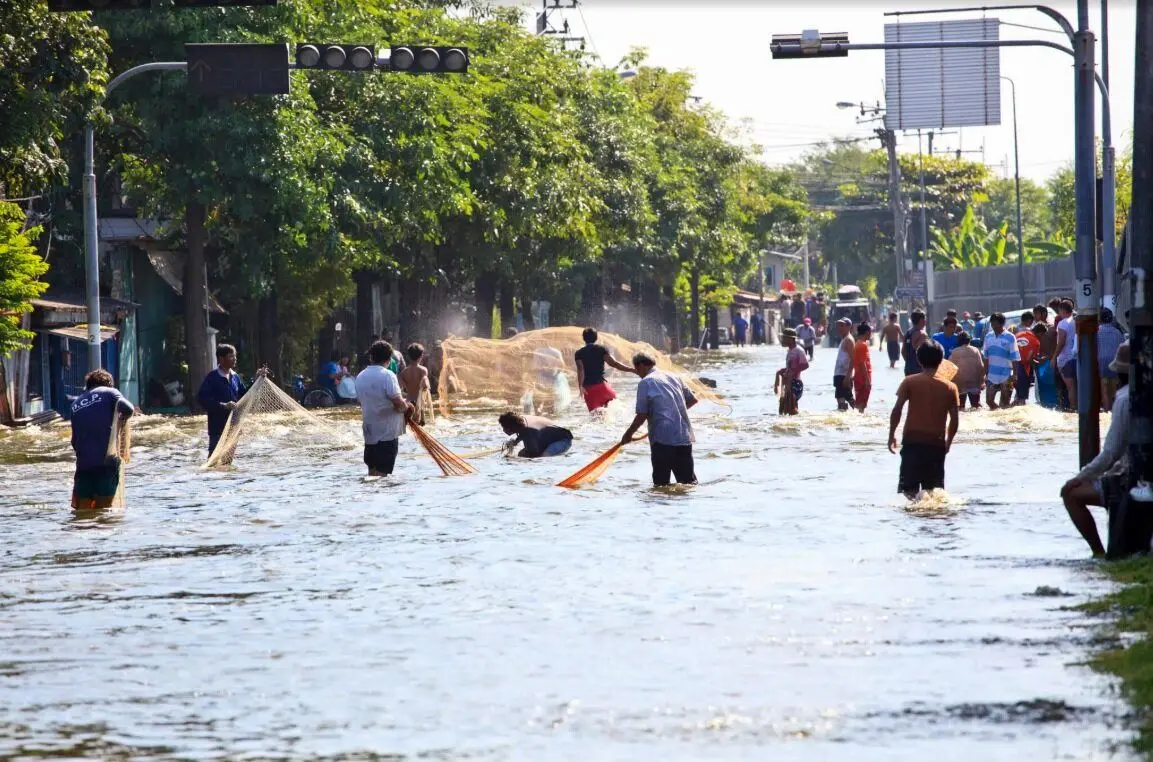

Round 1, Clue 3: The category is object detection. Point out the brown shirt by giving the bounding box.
[949,344,984,392]
[898,372,959,444]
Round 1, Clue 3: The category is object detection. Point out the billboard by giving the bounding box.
[884,18,1001,130]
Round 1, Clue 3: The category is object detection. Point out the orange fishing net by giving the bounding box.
[438,327,722,416]
[408,420,477,476]
[557,434,648,489]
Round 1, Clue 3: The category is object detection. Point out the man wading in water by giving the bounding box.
[880,312,903,369]
[620,352,698,487]
[575,328,637,413]
[70,369,134,509]
[902,309,927,376]
[888,340,960,500]
[833,317,855,411]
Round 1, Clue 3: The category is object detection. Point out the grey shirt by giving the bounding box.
[636,369,697,447]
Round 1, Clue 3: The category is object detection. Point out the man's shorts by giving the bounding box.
[364,439,399,475]
[582,382,617,411]
[898,442,947,494]
[542,439,572,457]
[1060,360,1078,380]
[887,340,900,363]
[72,462,120,510]
[833,375,855,404]
[650,442,696,486]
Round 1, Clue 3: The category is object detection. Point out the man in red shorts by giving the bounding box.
[575,327,639,412]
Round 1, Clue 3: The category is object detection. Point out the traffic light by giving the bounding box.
[770,30,850,59]
[47,0,149,10]
[295,44,377,71]
[389,46,469,74]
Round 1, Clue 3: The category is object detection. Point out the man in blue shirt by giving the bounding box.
[971,311,989,349]
[982,313,1021,409]
[70,368,134,510]
[931,316,961,359]
[197,343,257,456]
[620,352,699,486]
[731,313,748,347]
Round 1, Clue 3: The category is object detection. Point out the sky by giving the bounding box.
[515,0,1136,184]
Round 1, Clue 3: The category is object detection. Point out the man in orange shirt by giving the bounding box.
[852,322,873,411]
[1013,322,1044,406]
[888,340,960,500]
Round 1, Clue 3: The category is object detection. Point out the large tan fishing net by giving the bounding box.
[105,411,131,509]
[204,376,361,469]
[438,327,722,415]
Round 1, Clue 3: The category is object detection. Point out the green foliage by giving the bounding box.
[1079,557,1153,755]
[977,177,1053,244]
[0,2,109,199]
[0,202,49,355]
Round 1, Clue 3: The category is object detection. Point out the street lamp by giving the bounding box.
[1002,75,1027,305]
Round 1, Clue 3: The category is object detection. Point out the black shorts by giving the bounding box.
[833,375,855,403]
[650,442,696,486]
[887,340,900,363]
[898,441,947,494]
[72,461,120,509]
[364,439,399,475]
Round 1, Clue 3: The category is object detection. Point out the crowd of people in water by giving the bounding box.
[63,301,1130,558]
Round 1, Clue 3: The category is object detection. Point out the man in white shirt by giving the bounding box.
[1051,298,1078,410]
[1060,342,1130,556]
[356,340,415,476]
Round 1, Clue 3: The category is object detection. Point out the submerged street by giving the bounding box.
[0,345,1134,760]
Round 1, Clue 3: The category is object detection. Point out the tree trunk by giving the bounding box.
[258,293,279,377]
[499,280,515,334]
[399,276,419,347]
[579,265,603,327]
[474,271,497,338]
[707,306,719,349]
[355,269,375,353]
[662,284,680,354]
[184,200,210,412]
[521,283,536,331]
[689,268,701,350]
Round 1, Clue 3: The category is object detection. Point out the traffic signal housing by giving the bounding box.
[47,0,149,10]
[389,46,469,74]
[295,44,377,72]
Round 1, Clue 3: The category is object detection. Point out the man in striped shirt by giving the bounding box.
[982,313,1021,410]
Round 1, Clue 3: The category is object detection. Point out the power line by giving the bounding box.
[575,2,602,64]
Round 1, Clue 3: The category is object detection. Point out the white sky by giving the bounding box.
[517,0,1136,184]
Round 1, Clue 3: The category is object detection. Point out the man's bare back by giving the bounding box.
[881,323,902,342]
[399,364,429,400]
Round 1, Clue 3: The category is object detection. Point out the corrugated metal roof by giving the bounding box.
[99,217,163,242]
[31,294,139,311]
[143,249,227,314]
[44,324,119,341]
[883,18,1001,131]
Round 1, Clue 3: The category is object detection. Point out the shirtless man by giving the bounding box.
[398,343,431,425]
[880,312,903,369]
[888,340,960,500]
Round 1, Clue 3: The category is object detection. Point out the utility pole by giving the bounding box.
[878,127,905,294]
[1119,0,1153,553]
[535,0,585,49]
[802,240,810,289]
[1074,0,1101,467]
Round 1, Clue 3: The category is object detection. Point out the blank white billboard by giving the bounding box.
[884,18,1001,130]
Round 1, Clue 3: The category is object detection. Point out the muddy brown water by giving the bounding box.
[0,346,1134,760]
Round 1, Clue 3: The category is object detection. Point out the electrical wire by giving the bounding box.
[576,2,603,65]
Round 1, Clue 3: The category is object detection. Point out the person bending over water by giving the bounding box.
[888,340,960,500]
[498,412,573,458]
[620,352,698,487]
[70,369,134,510]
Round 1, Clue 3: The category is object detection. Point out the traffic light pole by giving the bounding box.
[83,61,187,372]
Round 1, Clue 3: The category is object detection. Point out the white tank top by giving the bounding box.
[834,337,853,376]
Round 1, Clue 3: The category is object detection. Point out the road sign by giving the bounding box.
[894,286,926,300]
[185,43,289,96]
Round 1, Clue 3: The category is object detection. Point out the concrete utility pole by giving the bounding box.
[1073,0,1101,467]
[1117,0,1153,555]
[878,127,906,292]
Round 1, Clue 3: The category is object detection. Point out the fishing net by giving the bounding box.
[105,411,131,509]
[557,434,647,489]
[204,376,361,469]
[408,420,476,476]
[439,327,723,416]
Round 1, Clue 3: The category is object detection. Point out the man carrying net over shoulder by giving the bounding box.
[70,369,134,510]
[575,327,638,413]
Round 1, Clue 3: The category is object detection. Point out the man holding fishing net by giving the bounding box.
[357,340,416,476]
[576,327,639,412]
[619,352,698,487]
[70,369,134,510]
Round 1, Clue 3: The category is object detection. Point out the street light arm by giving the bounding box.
[884,4,1074,41]
[838,38,1074,57]
[106,61,187,96]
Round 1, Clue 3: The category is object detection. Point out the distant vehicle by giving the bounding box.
[718,326,731,345]
[826,285,873,347]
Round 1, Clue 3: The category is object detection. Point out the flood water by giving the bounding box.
[0,344,1136,760]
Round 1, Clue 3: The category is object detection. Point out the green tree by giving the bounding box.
[977,177,1053,243]
[0,202,50,355]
